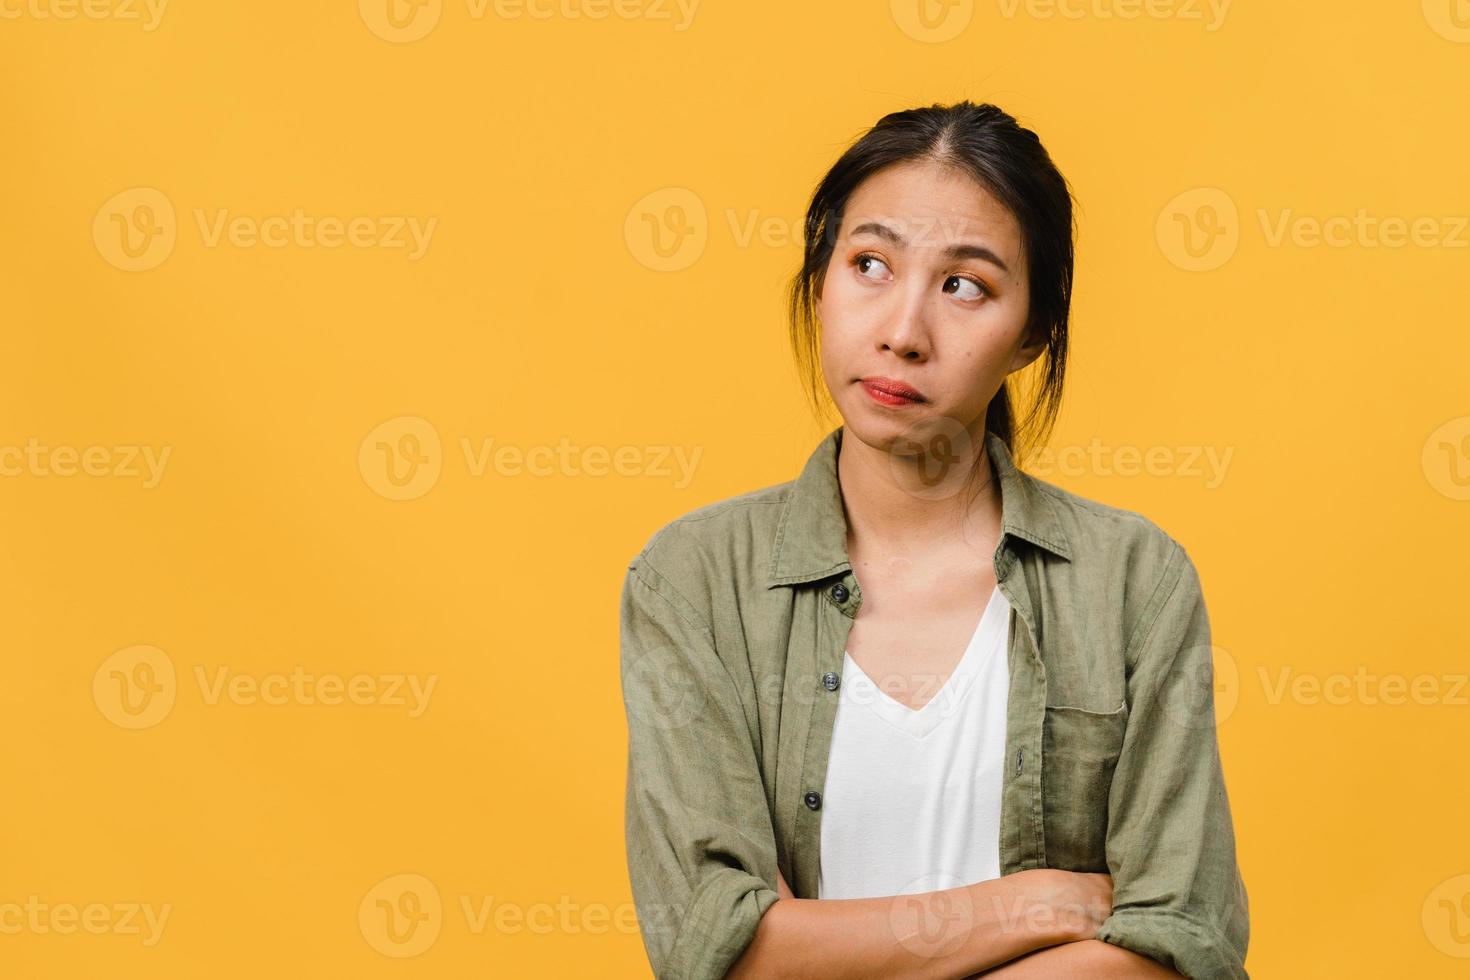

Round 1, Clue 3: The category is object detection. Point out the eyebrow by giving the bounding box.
[848,221,1010,274]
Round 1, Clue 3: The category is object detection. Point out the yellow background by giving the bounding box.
[3,0,1468,975]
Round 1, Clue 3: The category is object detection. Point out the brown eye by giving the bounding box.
[944,274,988,301]
[854,253,891,280]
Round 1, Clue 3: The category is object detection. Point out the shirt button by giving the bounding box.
[830,583,849,602]
[822,671,840,691]
[803,791,822,810]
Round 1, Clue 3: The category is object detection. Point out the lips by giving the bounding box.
[859,377,925,403]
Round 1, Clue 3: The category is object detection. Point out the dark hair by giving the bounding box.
[787,100,1076,466]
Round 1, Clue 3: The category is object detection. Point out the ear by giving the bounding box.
[1010,317,1049,373]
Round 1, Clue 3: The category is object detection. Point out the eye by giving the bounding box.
[943,274,991,302]
[853,252,891,281]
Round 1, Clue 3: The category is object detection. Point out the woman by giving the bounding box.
[620,101,1249,979]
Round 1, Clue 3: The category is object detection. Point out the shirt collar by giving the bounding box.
[766,424,1073,588]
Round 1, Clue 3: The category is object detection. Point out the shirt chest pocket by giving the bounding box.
[1041,700,1128,872]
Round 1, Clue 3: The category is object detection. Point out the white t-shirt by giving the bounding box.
[817,583,1012,900]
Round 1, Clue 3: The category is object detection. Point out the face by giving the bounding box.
[816,158,1045,456]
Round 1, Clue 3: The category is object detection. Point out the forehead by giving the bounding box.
[840,158,1021,248]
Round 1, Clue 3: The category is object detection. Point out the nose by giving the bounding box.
[878,281,931,361]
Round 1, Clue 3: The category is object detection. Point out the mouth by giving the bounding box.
[858,377,926,407]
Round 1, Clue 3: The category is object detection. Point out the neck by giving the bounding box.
[836,425,1002,561]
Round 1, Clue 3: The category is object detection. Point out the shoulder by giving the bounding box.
[1019,468,1202,613]
[624,478,795,618]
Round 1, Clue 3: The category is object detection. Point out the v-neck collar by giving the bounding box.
[839,583,1009,740]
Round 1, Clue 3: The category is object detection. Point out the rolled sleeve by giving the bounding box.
[620,557,780,980]
[1095,541,1251,979]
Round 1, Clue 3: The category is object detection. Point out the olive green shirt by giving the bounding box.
[620,425,1249,979]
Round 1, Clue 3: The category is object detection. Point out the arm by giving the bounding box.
[973,939,1183,978]
[727,867,1112,980]
[1090,541,1251,978]
[621,559,781,980]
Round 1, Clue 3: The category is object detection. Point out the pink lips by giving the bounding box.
[859,377,925,407]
